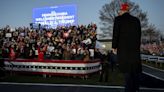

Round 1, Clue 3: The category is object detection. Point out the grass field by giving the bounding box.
[0,66,124,86]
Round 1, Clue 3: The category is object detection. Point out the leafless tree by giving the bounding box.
[99,0,148,37]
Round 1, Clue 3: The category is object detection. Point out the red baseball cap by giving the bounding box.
[120,3,129,11]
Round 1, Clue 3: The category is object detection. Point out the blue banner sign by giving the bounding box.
[33,4,77,28]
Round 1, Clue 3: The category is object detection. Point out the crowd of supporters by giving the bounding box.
[0,24,104,61]
[141,42,164,56]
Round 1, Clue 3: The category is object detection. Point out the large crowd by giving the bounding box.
[0,24,104,61]
[141,42,164,56]
[1,24,164,61]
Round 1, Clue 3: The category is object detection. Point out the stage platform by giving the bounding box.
[0,82,164,92]
[3,58,101,77]
[142,64,164,81]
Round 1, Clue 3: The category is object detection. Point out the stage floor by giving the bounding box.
[0,82,164,92]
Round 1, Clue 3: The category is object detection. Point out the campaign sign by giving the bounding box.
[6,33,12,37]
[33,4,77,28]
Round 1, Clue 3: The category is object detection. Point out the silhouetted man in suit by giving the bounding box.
[112,2,142,92]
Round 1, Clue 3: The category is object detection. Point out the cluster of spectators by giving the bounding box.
[0,24,103,61]
[141,42,164,56]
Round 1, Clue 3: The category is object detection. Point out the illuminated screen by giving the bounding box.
[33,4,77,28]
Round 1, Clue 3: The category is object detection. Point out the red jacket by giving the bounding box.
[10,48,15,60]
[38,48,44,61]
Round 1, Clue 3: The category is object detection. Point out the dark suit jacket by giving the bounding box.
[112,12,142,73]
